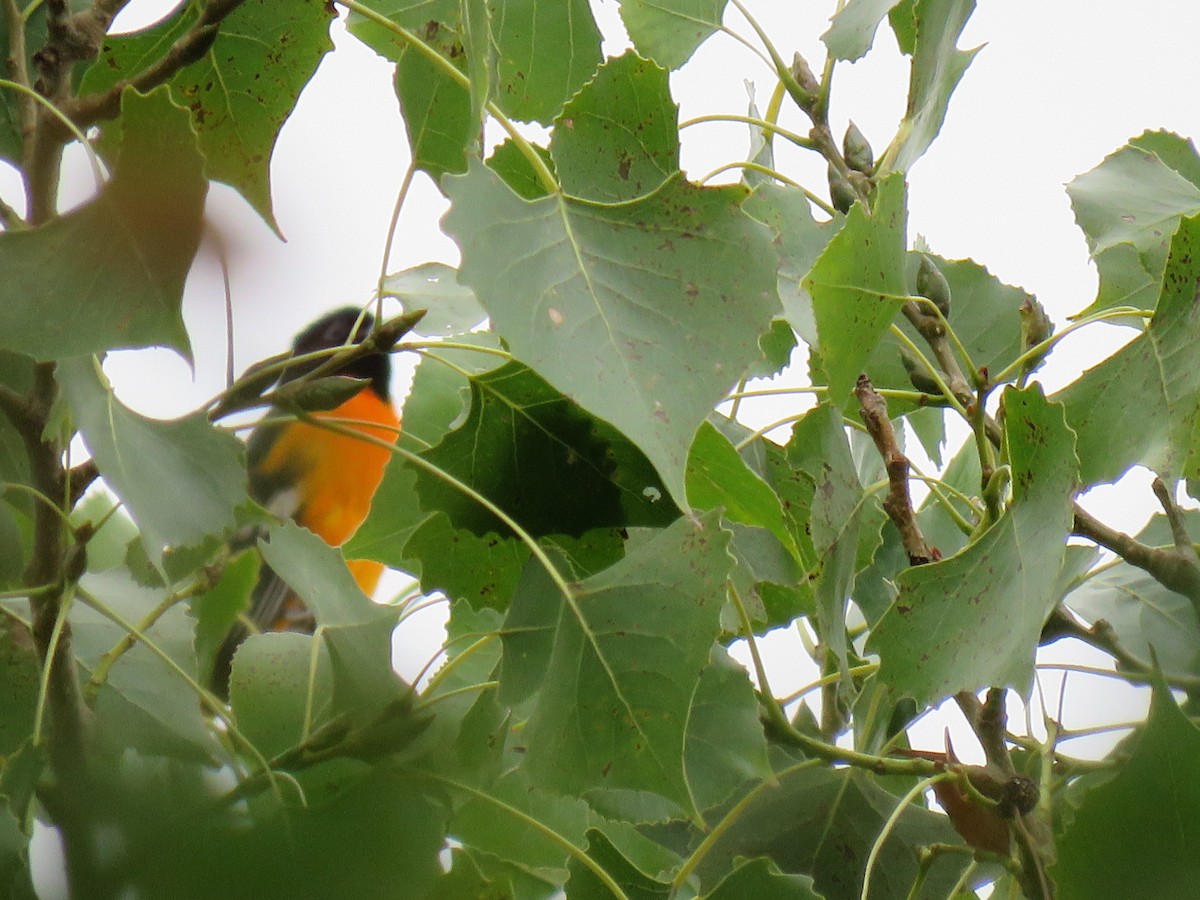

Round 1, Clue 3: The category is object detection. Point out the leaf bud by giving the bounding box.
[271,375,369,414]
[790,52,820,99]
[900,347,941,394]
[843,121,874,174]
[916,253,951,319]
[372,308,428,351]
[827,163,857,214]
[1018,297,1054,374]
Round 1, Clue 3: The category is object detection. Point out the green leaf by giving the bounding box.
[1055,681,1200,899]
[619,0,729,69]
[258,521,390,627]
[743,184,841,349]
[487,137,557,199]
[395,332,508,454]
[432,849,518,900]
[0,89,203,360]
[687,422,798,562]
[804,174,908,406]
[685,647,772,811]
[0,623,37,757]
[424,601,504,731]
[702,857,823,900]
[0,354,33,521]
[869,385,1077,707]
[881,0,980,174]
[189,549,260,684]
[59,357,246,570]
[747,319,799,380]
[504,512,732,821]
[1067,137,1200,317]
[229,631,332,760]
[696,763,964,899]
[1055,211,1200,486]
[0,799,34,900]
[415,361,673,538]
[551,51,679,203]
[489,0,602,124]
[393,30,474,179]
[453,771,589,882]
[81,0,335,230]
[566,828,671,899]
[823,0,905,62]
[322,615,410,730]
[74,570,217,759]
[1132,130,1200,188]
[887,0,917,54]
[405,513,529,610]
[382,262,488,335]
[443,162,780,509]
[787,404,867,677]
[1063,511,1200,680]
[94,758,448,900]
[346,0,459,59]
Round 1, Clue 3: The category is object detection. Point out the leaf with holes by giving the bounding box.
[81,0,334,231]
[443,161,779,509]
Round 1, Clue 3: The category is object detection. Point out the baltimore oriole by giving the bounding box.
[212,307,400,693]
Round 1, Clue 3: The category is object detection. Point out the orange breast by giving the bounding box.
[255,388,399,594]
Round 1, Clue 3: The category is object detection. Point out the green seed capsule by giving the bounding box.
[843,121,874,174]
[828,164,857,214]
[900,347,942,394]
[1018,297,1054,375]
[916,253,951,319]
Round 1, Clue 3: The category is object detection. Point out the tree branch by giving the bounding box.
[855,375,932,565]
[59,0,248,135]
[1072,495,1200,605]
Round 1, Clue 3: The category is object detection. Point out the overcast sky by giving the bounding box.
[9,0,1199,770]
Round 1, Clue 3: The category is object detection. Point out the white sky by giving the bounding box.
[7,0,1198,784]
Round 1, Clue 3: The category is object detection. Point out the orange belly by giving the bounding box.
[255,388,399,594]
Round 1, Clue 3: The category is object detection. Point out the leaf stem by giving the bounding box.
[375,161,416,320]
[0,78,105,187]
[671,757,823,892]
[422,633,498,696]
[860,773,951,900]
[400,341,512,361]
[988,306,1152,386]
[84,579,207,703]
[680,113,818,150]
[697,161,838,215]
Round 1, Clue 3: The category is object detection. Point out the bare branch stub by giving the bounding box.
[855,374,932,565]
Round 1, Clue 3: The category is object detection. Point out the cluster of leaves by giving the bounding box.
[2,0,1200,898]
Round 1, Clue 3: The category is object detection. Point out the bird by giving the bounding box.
[211,307,400,695]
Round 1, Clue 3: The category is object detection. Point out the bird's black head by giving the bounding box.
[288,307,391,400]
